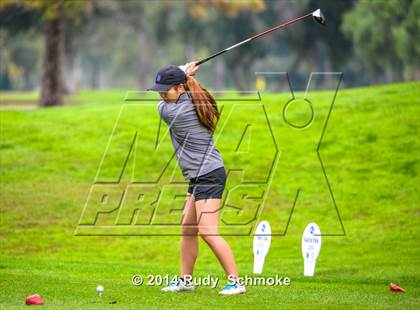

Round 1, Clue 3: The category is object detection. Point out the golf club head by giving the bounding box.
[312,9,326,26]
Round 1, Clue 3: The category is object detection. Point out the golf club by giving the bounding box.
[195,9,325,66]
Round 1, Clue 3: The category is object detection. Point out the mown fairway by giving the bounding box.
[1,82,419,309]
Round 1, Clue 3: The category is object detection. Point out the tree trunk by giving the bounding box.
[213,58,225,91]
[40,6,64,107]
[370,63,382,85]
[137,14,155,90]
[137,31,153,90]
[232,66,251,94]
[322,53,334,90]
[229,55,253,94]
[90,58,101,89]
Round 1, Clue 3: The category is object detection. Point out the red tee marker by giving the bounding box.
[25,294,45,305]
[390,283,406,292]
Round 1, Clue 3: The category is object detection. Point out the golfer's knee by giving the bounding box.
[198,226,219,242]
[182,225,198,236]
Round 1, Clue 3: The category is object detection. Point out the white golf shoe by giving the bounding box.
[161,278,194,292]
[219,282,246,296]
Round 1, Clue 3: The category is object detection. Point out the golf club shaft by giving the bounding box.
[195,12,313,66]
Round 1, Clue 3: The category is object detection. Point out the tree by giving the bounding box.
[0,5,42,90]
[342,0,419,84]
[1,0,91,106]
[40,1,65,106]
[393,0,420,80]
[184,0,266,92]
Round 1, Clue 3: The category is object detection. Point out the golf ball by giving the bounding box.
[96,285,104,293]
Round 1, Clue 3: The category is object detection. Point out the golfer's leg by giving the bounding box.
[180,193,199,278]
[196,199,239,279]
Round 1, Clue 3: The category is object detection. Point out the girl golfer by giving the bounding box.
[147,63,245,296]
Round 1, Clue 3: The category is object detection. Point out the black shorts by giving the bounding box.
[188,167,227,201]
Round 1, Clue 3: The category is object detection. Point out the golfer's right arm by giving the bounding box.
[179,62,200,76]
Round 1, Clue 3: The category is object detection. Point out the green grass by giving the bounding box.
[1,82,419,309]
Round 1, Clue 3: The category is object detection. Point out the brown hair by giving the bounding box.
[182,76,220,133]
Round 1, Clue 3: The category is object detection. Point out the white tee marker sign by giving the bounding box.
[253,221,271,274]
[301,223,321,276]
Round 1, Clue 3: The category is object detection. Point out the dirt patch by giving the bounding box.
[0,101,38,110]
[0,99,88,110]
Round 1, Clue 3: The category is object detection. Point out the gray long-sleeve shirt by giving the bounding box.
[158,91,224,180]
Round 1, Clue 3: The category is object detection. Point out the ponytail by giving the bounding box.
[184,76,220,133]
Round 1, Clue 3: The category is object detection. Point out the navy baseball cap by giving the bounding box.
[147,65,187,92]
